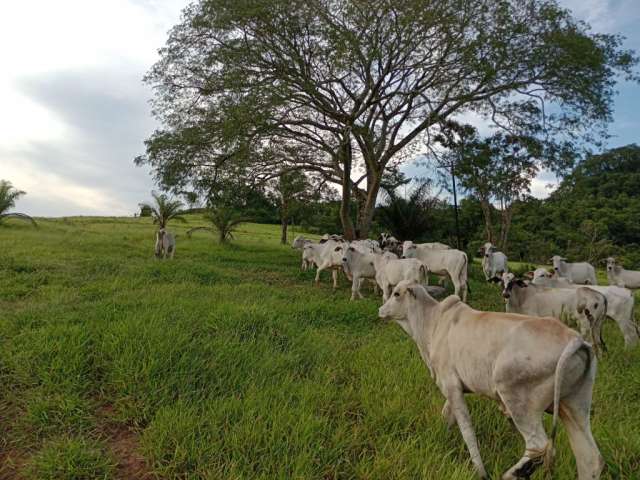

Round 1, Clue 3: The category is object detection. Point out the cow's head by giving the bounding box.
[491,272,526,299]
[379,281,422,321]
[550,255,567,273]
[481,242,495,258]
[401,241,416,259]
[605,257,617,272]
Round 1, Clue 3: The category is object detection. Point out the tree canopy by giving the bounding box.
[138,0,637,238]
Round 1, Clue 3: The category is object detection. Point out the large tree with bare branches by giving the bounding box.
[138,0,637,238]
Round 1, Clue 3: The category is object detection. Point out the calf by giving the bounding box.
[480,242,508,281]
[532,268,639,348]
[606,257,640,289]
[496,273,607,354]
[379,281,603,480]
[551,255,597,285]
[402,241,469,301]
[155,228,176,259]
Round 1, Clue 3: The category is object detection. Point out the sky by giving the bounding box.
[1,0,639,217]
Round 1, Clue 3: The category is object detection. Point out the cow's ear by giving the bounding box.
[406,286,417,298]
[524,271,534,279]
[516,279,528,287]
[489,277,502,283]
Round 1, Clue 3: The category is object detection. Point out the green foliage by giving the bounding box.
[187,206,249,244]
[376,181,439,241]
[0,179,37,226]
[138,191,186,229]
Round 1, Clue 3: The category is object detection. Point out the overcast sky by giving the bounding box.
[1,0,639,217]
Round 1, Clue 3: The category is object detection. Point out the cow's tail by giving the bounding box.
[545,337,595,473]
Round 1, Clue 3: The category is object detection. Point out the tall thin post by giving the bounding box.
[451,161,461,249]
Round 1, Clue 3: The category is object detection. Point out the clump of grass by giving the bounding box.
[25,436,115,480]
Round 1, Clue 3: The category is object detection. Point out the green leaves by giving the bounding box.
[0,179,37,227]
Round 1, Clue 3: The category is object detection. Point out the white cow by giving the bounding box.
[379,282,603,480]
[350,239,381,254]
[551,255,597,285]
[155,228,176,259]
[312,240,347,289]
[480,242,509,281]
[292,235,315,270]
[496,273,607,353]
[606,257,640,289]
[291,235,310,250]
[341,246,378,300]
[402,241,469,301]
[373,254,427,302]
[532,268,639,348]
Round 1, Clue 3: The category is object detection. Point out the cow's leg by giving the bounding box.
[332,269,338,289]
[559,389,603,479]
[500,408,549,480]
[447,387,488,479]
[350,277,360,301]
[314,266,324,285]
[441,400,455,427]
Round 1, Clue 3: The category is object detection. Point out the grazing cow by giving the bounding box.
[402,241,469,302]
[379,282,603,480]
[551,255,597,285]
[155,228,176,259]
[373,255,427,302]
[480,242,509,281]
[495,273,607,353]
[532,268,639,348]
[606,257,640,289]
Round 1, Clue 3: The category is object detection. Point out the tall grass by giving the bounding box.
[0,217,638,479]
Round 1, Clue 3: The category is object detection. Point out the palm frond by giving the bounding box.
[0,212,38,227]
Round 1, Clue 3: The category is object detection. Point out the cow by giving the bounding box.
[373,254,428,302]
[495,273,607,354]
[341,246,379,300]
[320,233,344,243]
[155,228,176,259]
[292,235,315,270]
[606,257,640,289]
[291,235,310,250]
[379,281,603,480]
[350,239,381,254]
[402,241,469,302]
[480,242,509,281]
[378,233,401,253]
[312,240,347,289]
[551,256,597,285]
[532,268,639,348]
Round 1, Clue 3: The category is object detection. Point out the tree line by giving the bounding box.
[136,0,638,242]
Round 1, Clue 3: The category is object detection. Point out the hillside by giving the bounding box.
[1,217,639,479]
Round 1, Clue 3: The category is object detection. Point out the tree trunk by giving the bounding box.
[499,204,513,252]
[479,198,495,243]
[280,200,288,245]
[356,174,381,239]
[280,220,288,245]
[339,132,356,240]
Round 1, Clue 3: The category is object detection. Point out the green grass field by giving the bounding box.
[1,216,639,479]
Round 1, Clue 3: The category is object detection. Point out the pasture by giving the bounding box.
[1,216,639,479]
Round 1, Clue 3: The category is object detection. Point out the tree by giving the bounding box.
[187,207,248,244]
[0,180,37,227]
[140,0,637,238]
[138,192,186,229]
[268,171,317,244]
[376,180,439,241]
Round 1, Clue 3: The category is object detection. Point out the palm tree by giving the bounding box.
[138,192,186,229]
[187,206,248,244]
[0,180,37,226]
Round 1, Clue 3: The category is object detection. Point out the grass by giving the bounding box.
[0,215,639,479]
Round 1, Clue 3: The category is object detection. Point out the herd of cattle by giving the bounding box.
[292,232,640,480]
